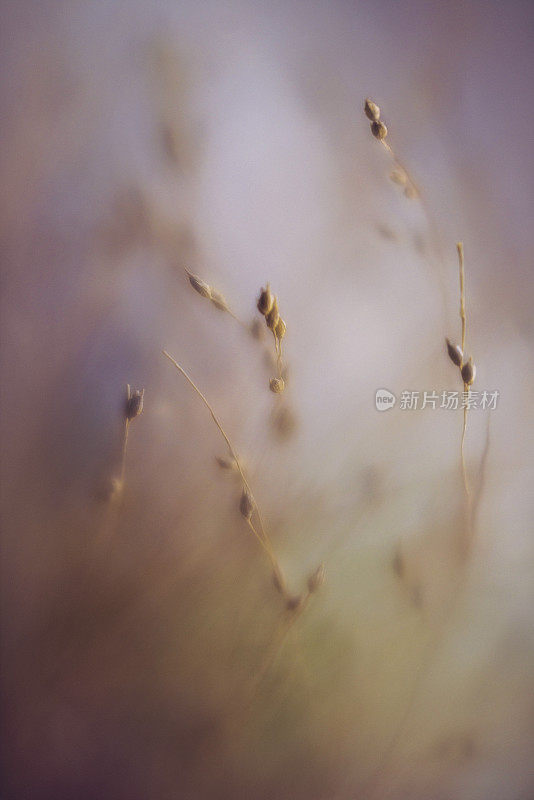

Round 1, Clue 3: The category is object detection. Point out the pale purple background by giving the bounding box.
[1,2,533,798]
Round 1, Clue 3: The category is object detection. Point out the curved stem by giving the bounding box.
[163,350,287,592]
[457,243,472,544]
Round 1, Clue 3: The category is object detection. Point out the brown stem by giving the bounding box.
[163,350,287,593]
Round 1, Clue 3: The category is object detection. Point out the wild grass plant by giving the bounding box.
[92,98,487,798]
[355,99,487,798]
[5,11,531,794]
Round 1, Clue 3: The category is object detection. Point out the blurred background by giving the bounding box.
[1,1,533,798]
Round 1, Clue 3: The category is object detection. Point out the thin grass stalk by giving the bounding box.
[457,243,470,499]
[162,349,287,593]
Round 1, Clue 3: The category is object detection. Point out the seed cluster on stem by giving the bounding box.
[95,383,144,546]
[185,268,240,321]
[359,98,484,800]
[162,349,324,610]
[116,384,145,498]
[184,268,292,402]
[257,283,287,394]
[446,242,476,546]
[365,97,419,199]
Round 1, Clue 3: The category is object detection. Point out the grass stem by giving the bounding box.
[163,349,287,594]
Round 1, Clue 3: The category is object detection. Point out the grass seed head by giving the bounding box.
[125,386,144,420]
[266,296,280,332]
[269,377,285,394]
[257,283,274,316]
[187,271,211,299]
[446,338,463,367]
[239,487,254,520]
[364,98,380,122]
[274,316,286,341]
[461,357,476,386]
[371,119,388,140]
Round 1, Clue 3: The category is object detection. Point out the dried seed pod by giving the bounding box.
[371,119,387,140]
[186,270,211,299]
[285,594,303,612]
[446,338,463,368]
[266,297,279,332]
[239,487,254,520]
[257,283,274,316]
[390,169,407,186]
[461,357,476,386]
[269,377,285,394]
[125,386,144,420]
[274,316,286,341]
[210,289,228,312]
[307,563,326,593]
[364,98,380,122]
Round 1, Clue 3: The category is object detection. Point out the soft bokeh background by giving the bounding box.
[1,1,533,798]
